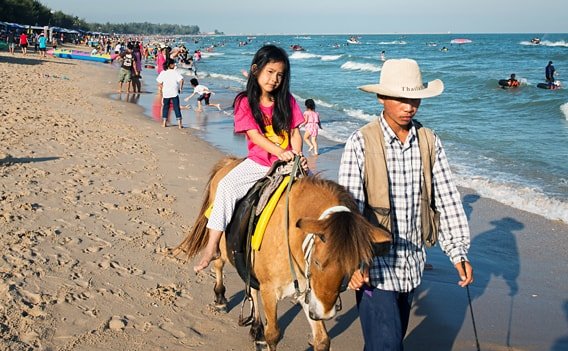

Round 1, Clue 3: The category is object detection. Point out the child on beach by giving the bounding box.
[301,99,321,155]
[184,78,222,112]
[194,45,308,273]
[156,59,184,129]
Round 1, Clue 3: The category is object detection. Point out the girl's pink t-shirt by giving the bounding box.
[234,96,304,167]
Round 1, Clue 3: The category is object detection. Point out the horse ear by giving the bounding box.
[295,218,324,233]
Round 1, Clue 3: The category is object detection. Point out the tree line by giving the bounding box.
[0,0,201,34]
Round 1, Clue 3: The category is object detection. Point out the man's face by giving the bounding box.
[379,95,421,129]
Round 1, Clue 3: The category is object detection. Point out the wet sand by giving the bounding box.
[0,49,567,351]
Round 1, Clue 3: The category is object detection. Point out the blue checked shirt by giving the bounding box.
[338,115,470,292]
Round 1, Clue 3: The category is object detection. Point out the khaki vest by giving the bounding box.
[360,119,439,247]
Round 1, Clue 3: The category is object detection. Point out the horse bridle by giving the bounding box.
[299,205,351,310]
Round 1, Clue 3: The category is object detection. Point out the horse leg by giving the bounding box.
[300,301,331,351]
[259,288,280,350]
[249,288,267,350]
[212,257,228,312]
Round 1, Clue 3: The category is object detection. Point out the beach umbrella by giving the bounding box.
[450,38,473,44]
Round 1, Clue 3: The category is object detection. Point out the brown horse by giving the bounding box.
[174,157,391,351]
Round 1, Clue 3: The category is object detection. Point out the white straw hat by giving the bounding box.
[358,58,444,99]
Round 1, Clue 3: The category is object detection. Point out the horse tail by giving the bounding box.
[172,156,241,260]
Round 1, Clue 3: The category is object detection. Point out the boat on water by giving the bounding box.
[531,37,541,45]
[290,44,305,51]
[48,49,117,63]
[347,36,361,44]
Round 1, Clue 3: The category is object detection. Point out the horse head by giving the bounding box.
[294,181,391,321]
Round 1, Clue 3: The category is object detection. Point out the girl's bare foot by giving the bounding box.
[193,249,220,273]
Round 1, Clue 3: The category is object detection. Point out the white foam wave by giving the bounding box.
[208,72,246,84]
[519,40,568,47]
[200,52,224,58]
[313,99,335,108]
[561,102,568,120]
[344,108,377,122]
[290,52,343,61]
[378,41,407,45]
[341,61,382,73]
[455,175,568,223]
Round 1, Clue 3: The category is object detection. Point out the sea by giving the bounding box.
[129,33,568,223]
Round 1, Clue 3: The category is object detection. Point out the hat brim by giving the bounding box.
[358,79,444,99]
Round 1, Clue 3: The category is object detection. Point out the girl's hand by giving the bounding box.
[277,150,296,162]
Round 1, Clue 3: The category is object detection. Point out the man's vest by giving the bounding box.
[360,119,439,247]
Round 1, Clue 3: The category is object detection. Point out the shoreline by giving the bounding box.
[1,50,567,350]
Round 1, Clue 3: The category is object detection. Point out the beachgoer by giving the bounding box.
[545,61,556,84]
[380,50,386,61]
[156,45,166,74]
[184,78,221,111]
[19,32,28,55]
[7,31,16,55]
[131,42,143,93]
[508,73,519,87]
[117,48,137,93]
[301,99,321,155]
[338,58,474,351]
[193,44,308,273]
[156,59,184,129]
[38,33,47,58]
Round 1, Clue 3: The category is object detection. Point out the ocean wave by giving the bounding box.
[455,175,568,223]
[344,108,377,122]
[200,52,225,58]
[341,61,382,73]
[561,102,568,120]
[378,41,407,45]
[289,51,343,61]
[207,72,246,84]
[519,40,568,47]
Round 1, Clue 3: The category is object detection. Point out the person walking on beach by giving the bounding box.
[38,33,47,58]
[184,78,222,112]
[338,58,474,351]
[545,61,556,84]
[117,48,137,93]
[156,59,184,129]
[7,30,16,55]
[193,45,308,273]
[19,32,29,55]
[301,98,321,155]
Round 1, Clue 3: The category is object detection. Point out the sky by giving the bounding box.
[39,0,568,35]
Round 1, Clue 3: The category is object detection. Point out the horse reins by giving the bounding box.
[301,205,351,305]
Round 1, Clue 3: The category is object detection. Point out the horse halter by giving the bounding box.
[300,205,351,307]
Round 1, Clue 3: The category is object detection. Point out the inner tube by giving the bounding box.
[537,83,552,89]
[498,79,510,87]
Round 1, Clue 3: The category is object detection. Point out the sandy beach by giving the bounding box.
[1,49,567,351]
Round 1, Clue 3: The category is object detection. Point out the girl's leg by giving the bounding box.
[311,136,318,155]
[194,159,269,273]
[303,131,313,151]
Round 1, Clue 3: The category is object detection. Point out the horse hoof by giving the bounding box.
[254,341,268,351]
[214,303,227,313]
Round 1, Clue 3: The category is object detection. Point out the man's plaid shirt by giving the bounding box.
[338,115,470,292]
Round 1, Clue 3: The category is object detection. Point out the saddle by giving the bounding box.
[225,158,304,290]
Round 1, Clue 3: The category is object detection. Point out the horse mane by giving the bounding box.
[298,177,375,275]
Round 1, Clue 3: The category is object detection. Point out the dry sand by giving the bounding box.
[1,50,567,351]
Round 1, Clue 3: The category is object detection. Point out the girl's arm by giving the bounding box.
[246,129,298,162]
[290,127,303,153]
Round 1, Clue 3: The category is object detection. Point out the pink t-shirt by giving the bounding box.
[234,96,304,167]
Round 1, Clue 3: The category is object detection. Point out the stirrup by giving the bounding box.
[238,294,255,327]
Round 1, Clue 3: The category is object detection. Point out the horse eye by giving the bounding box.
[314,260,322,270]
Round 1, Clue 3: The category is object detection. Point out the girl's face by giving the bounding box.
[255,61,286,96]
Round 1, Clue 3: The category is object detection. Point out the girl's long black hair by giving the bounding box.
[233,45,292,137]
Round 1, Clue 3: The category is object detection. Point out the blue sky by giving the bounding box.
[39,0,568,34]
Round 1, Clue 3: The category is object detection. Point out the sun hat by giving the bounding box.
[358,58,444,99]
